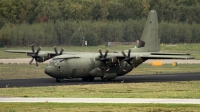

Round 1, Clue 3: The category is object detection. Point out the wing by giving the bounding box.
[141,52,194,59]
[4,45,67,59]
[114,51,194,66]
[4,50,33,54]
[4,50,81,58]
[53,55,80,60]
[4,50,59,58]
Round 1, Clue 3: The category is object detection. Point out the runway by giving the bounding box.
[1,97,200,104]
[0,72,200,88]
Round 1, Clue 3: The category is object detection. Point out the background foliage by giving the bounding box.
[0,0,200,46]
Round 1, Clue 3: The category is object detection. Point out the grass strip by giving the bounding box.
[0,103,200,112]
[1,81,200,98]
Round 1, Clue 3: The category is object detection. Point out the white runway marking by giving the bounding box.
[0,98,200,104]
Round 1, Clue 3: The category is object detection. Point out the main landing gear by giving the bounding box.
[82,77,94,81]
[82,76,114,81]
[101,76,113,81]
[55,77,114,82]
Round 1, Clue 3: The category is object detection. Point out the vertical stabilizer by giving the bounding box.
[137,10,160,52]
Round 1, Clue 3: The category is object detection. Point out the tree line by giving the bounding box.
[0,0,200,46]
[1,20,200,46]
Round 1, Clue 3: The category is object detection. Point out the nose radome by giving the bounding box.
[45,66,54,76]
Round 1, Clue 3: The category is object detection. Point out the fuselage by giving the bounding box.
[44,52,146,80]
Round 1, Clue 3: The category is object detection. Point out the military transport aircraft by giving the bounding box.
[5,10,194,82]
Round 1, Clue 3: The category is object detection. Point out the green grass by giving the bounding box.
[1,81,200,98]
[0,63,48,80]
[0,103,200,112]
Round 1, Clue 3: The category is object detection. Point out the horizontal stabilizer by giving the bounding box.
[151,52,190,55]
[141,55,194,59]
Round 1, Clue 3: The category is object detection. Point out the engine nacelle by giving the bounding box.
[37,52,49,62]
[116,62,133,76]
[89,68,103,77]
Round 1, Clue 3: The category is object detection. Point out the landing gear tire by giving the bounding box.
[56,78,63,82]
[101,76,106,81]
[88,77,94,81]
[107,79,112,81]
[82,77,88,81]
[101,76,113,81]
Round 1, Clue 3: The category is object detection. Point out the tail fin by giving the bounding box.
[137,10,160,52]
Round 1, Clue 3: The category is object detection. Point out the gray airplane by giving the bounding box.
[5,10,194,82]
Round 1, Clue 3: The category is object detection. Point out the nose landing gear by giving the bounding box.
[56,78,63,82]
[82,77,94,81]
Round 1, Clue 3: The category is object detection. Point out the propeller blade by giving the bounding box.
[122,50,126,57]
[121,49,133,66]
[128,49,131,58]
[54,46,58,55]
[104,49,109,58]
[29,45,42,67]
[98,49,103,57]
[96,49,111,72]
[35,59,38,67]
[31,44,35,54]
[35,47,41,55]
[29,58,34,65]
[59,48,64,55]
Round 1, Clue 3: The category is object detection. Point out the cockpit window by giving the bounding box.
[51,59,64,63]
[50,59,58,62]
[49,59,64,66]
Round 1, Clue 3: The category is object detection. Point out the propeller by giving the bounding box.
[54,46,64,56]
[121,49,134,66]
[29,44,41,67]
[97,49,110,71]
[99,49,109,61]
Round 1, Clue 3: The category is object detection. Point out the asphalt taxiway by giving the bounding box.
[0,72,200,88]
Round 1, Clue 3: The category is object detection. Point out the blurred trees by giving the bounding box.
[0,0,200,46]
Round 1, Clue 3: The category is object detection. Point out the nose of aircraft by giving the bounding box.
[45,66,55,77]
